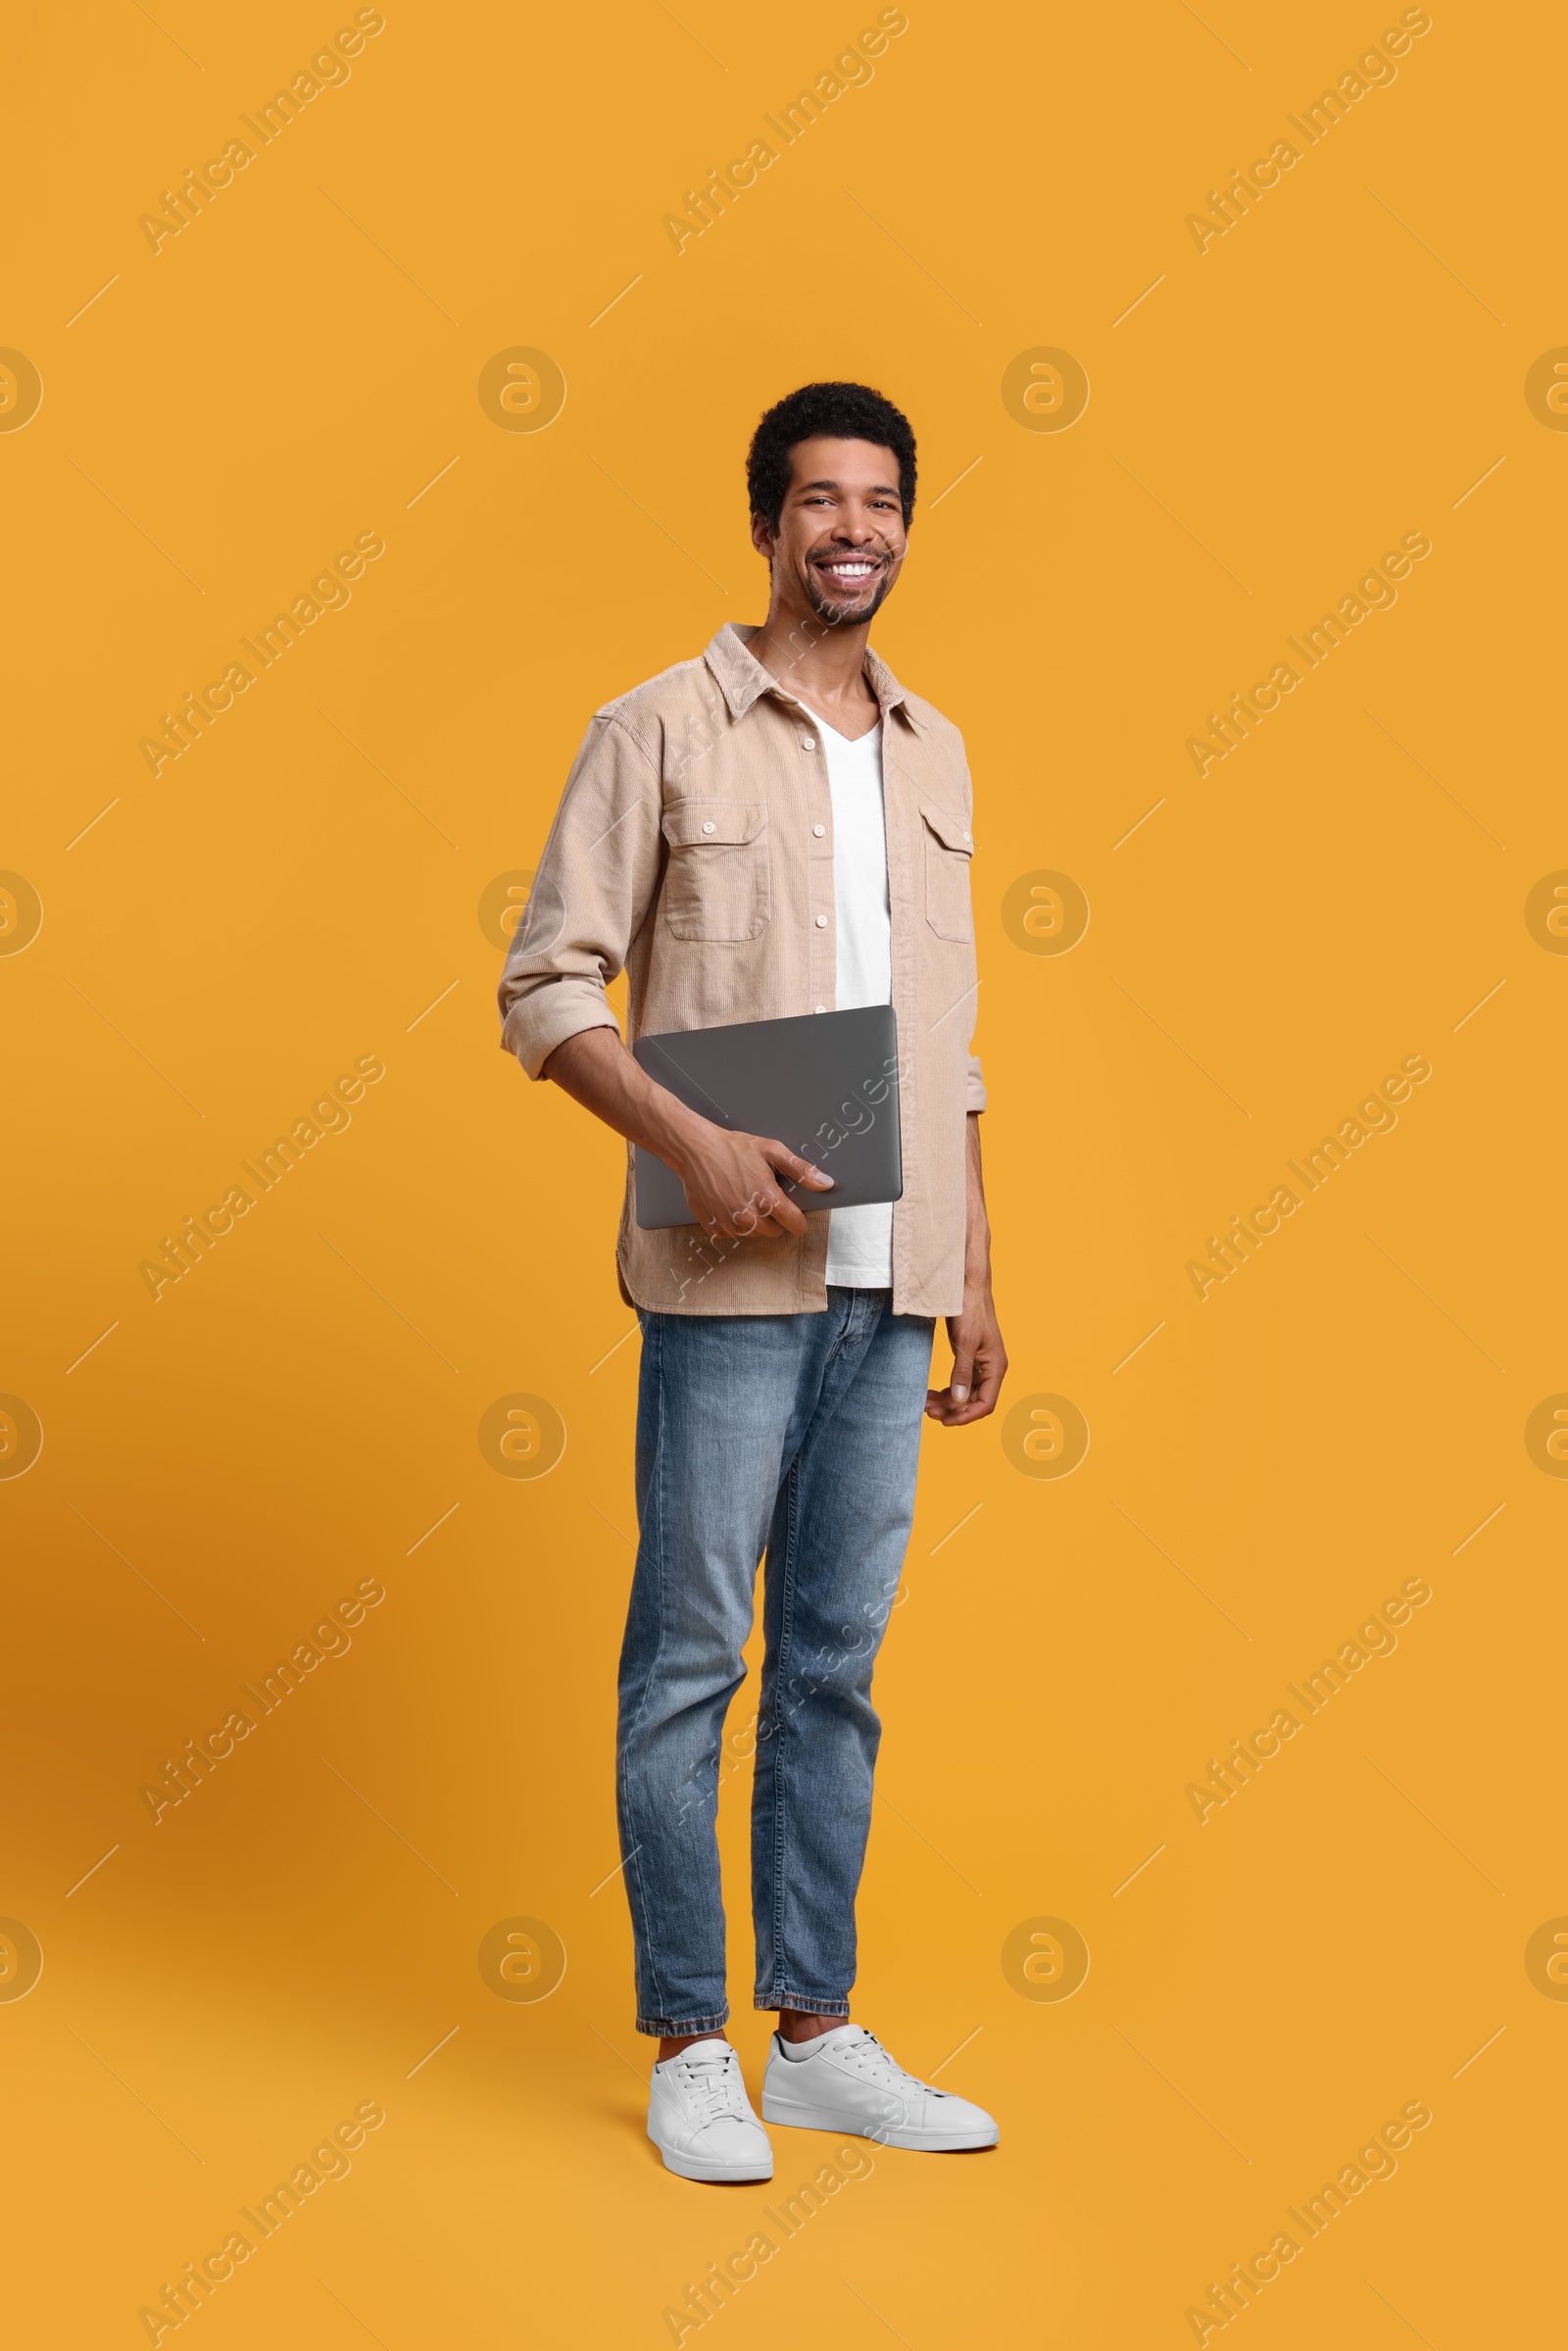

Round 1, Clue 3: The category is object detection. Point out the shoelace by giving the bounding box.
[677,2047,750,2125]
[833,2029,945,2099]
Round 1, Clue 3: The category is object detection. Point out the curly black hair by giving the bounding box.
[746,381,916,533]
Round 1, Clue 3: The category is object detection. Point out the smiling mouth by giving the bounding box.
[813,556,884,586]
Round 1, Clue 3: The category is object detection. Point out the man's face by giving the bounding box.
[752,436,908,626]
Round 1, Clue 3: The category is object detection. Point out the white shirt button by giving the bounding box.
[814,914,827,928]
[701,819,715,834]
[812,822,825,837]
[814,1004,827,1014]
[801,737,816,752]
[962,830,971,845]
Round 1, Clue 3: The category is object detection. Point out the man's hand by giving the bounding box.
[672,1126,834,1240]
[539,1029,833,1241]
[926,1273,1006,1425]
[926,1110,1005,1425]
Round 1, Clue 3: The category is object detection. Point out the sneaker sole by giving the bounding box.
[650,2127,773,2183]
[761,2096,998,2151]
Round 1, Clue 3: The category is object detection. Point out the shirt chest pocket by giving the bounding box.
[660,801,771,942]
[919,802,975,943]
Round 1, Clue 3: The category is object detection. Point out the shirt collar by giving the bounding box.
[703,622,925,733]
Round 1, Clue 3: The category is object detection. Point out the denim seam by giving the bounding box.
[617,1313,680,2031]
[753,1990,851,2014]
[806,1292,882,1445]
[760,1444,802,2004]
[638,2005,730,2038]
[755,1293,901,2009]
[757,1295,879,2007]
[821,1289,861,1375]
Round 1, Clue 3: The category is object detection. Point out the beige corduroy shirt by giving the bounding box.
[498,622,985,1317]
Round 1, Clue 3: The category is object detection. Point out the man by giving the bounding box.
[499,381,1005,2180]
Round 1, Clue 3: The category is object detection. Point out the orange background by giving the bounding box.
[4,1,1564,2342]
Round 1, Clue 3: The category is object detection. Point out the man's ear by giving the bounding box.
[750,512,776,561]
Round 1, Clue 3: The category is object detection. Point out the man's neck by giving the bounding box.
[746,601,878,728]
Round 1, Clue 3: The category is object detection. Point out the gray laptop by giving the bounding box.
[632,1005,903,1230]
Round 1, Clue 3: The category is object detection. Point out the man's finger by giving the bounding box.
[947,1372,1000,1424]
[948,1339,1007,1422]
[762,1139,834,1191]
[739,1184,808,1239]
[949,1346,975,1405]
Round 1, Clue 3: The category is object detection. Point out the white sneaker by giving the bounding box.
[648,2038,773,2181]
[761,2024,999,2151]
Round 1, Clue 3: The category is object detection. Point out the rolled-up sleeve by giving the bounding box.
[498,713,662,1079]
[965,1052,987,1114]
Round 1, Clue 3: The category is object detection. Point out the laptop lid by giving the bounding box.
[632,1005,903,1231]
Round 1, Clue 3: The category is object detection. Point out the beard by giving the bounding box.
[802,559,895,628]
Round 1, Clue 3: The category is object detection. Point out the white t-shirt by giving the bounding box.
[803,708,895,1289]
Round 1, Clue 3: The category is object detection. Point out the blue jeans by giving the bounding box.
[616,1290,935,2036]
